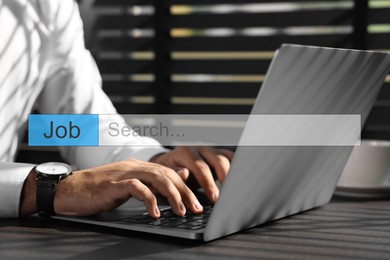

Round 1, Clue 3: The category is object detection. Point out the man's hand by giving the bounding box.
[149,146,234,203]
[20,159,204,218]
[19,147,233,218]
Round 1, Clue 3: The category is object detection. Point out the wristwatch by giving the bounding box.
[35,162,72,216]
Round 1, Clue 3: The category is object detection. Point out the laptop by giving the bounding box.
[54,44,390,241]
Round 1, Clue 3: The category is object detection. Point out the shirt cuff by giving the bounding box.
[0,163,35,218]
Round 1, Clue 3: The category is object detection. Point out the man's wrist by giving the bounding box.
[19,169,38,216]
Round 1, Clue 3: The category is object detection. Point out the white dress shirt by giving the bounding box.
[0,0,168,218]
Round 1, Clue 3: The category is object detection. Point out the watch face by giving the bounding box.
[36,162,72,176]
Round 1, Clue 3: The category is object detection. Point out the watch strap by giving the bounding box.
[36,180,56,216]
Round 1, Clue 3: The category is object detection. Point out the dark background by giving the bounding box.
[16,0,390,163]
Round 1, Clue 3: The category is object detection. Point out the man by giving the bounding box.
[0,0,233,218]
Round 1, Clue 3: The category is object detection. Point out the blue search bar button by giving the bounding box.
[28,114,99,146]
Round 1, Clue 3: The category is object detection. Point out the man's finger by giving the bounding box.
[198,147,230,184]
[128,167,186,216]
[175,168,190,182]
[162,167,203,214]
[182,149,220,203]
[120,179,160,218]
[219,149,234,161]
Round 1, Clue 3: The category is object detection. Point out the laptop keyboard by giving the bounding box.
[119,205,213,230]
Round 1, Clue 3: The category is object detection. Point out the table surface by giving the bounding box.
[1,196,390,260]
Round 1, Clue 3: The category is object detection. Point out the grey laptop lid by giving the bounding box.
[204,44,390,241]
[54,44,390,241]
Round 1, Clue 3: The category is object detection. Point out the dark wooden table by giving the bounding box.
[1,196,390,260]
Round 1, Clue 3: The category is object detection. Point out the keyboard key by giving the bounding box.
[175,223,197,229]
[161,221,181,227]
[185,215,204,221]
[169,218,190,225]
[149,217,176,226]
[189,225,205,230]
[192,219,208,224]
[161,210,175,218]
[133,218,155,224]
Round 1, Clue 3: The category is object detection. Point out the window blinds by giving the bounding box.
[17,0,390,163]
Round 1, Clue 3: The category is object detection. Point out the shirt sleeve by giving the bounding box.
[36,0,168,169]
[0,163,35,218]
